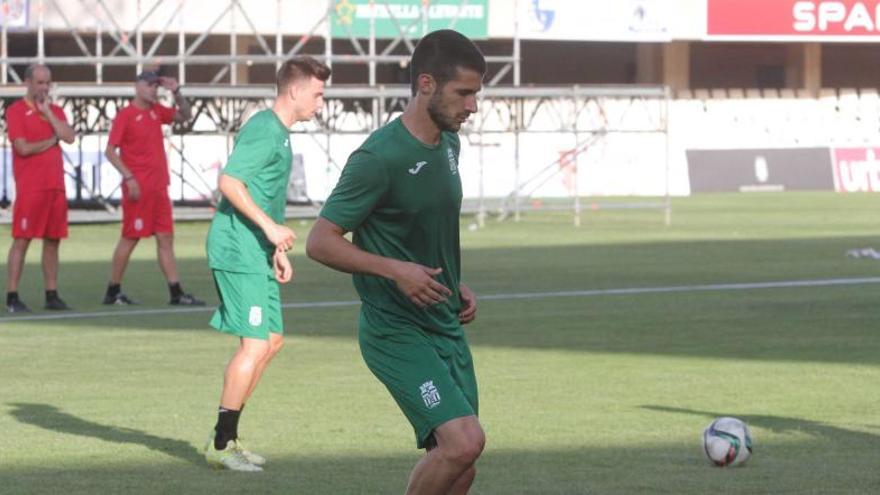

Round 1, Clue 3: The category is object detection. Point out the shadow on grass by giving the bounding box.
[2,435,880,495]
[641,405,880,448]
[8,402,203,465]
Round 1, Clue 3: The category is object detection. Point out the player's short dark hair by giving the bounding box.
[24,64,50,81]
[410,29,486,96]
[276,56,331,94]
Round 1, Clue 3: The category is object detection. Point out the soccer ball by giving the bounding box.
[702,417,753,467]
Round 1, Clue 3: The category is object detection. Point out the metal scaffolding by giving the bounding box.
[1,0,672,225]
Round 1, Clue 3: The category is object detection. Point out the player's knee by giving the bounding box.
[445,432,485,467]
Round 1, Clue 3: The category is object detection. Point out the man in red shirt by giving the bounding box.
[103,70,203,306]
[5,64,76,313]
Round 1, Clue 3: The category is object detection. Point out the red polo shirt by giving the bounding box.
[108,102,176,193]
[6,99,68,193]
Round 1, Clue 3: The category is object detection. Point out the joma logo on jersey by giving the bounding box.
[447,148,458,175]
[419,381,441,409]
[408,161,428,175]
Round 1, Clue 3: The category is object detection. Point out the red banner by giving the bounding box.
[708,0,880,38]
[832,147,880,192]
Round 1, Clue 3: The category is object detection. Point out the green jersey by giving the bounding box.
[320,117,464,336]
[207,109,293,274]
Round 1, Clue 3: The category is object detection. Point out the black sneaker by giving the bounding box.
[103,293,137,305]
[44,296,71,311]
[7,299,31,313]
[170,293,205,306]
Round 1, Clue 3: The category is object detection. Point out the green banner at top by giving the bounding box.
[331,0,488,39]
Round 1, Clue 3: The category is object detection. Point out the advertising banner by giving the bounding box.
[707,0,880,41]
[831,147,880,192]
[330,0,488,39]
[517,0,672,41]
[686,148,836,193]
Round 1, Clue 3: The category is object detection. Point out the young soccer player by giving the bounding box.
[203,56,330,472]
[307,30,486,494]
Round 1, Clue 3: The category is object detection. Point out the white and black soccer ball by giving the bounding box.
[702,417,753,467]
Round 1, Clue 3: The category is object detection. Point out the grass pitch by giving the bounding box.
[1,192,879,494]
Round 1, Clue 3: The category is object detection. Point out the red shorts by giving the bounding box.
[12,189,69,239]
[121,189,174,238]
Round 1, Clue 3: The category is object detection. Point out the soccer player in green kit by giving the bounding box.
[203,56,330,472]
[307,30,486,494]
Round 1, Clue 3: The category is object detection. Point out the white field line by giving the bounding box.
[2,276,879,324]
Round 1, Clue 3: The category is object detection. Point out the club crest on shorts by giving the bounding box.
[248,306,262,326]
[21,217,28,231]
[134,218,144,231]
[419,381,441,409]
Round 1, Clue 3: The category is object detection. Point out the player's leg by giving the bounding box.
[154,192,203,305]
[6,238,32,312]
[405,416,485,495]
[205,270,272,471]
[359,305,483,494]
[41,238,70,310]
[242,332,284,403]
[42,190,70,310]
[104,236,139,304]
[242,278,285,404]
[155,231,180,282]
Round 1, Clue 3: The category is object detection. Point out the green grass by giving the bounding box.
[1,192,879,494]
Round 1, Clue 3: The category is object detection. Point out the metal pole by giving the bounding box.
[477,114,486,228]
[1,0,7,85]
[368,0,376,86]
[663,87,672,226]
[178,0,185,84]
[513,0,520,86]
[572,92,581,228]
[230,1,237,85]
[513,99,521,222]
[325,0,333,85]
[96,22,103,83]
[37,0,45,62]
[136,0,143,74]
[275,0,282,71]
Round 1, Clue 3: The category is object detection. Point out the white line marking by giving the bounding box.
[2,277,879,324]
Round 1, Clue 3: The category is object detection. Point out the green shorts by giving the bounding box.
[210,270,283,340]
[359,303,478,449]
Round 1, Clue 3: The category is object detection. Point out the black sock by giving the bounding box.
[213,407,241,450]
[169,282,183,300]
[7,291,19,304]
[106,283,120,298]
[46,290,58,301]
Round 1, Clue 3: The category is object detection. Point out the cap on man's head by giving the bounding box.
[136,70,160,84]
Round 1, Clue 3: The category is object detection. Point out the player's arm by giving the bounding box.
[306,218,451,308]
[11,136,60,156]
[36,100,75,143]
[160,77,192,124]
[218,174,295,251]
[104,143,140,200]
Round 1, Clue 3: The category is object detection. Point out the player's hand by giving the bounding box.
[266,223,296,251]
[458,282,477,324]
[35,97,51,116]
[125,177,141,201]
[273,248,293,283]
[159,76,179,93]
[391,261,452,309]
